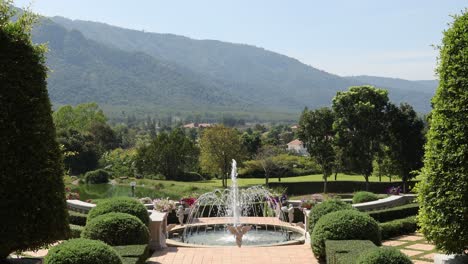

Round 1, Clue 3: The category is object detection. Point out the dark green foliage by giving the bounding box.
[69,224,84,238]
[0,4,69,259]
[325,240,377,264]
[44,238,122,264]
[298,107,335,193]
[82,212,149,246]
[87,197,149,225]
[85,169,110,184]
[136,128,199,180]
[356,247,412,264]
[352,191,379,204]
[333,86,389,188]
[68,211,87,226]
[113,245,150,264]
[380,216,417,240]
[308,199,354,233]
[367,203,419,223]
[417,10,468,254]
[311,210,381,259]
[57,128,100,174]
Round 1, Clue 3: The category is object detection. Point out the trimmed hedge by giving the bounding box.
[308,199,354,233]
[82,212,149,246]
[85,169,110,184]
[88,197,149,225]
[44,238,122,264]
[69,211,87,226]
[353,191,379,204]
[69,224,84,238]
[367,203,419,223]
[325,240,377,264]
[311,210,381,259]
[113,244,150,264]
[356,247,412,264]
[380,216,417,240]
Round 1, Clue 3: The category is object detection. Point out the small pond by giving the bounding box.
[72,183,158,200]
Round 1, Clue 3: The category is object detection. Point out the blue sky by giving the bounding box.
[14,0,467,80]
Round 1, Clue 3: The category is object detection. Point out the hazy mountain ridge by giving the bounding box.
[28,14,438,117]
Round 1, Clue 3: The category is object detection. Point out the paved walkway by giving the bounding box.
[383,233,438,264]
[147,244,317,264]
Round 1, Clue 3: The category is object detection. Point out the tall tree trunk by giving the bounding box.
[402,175,407,193]
[323,175,328,194]
[265,171,269,186]
[365,175,369,191]
[334,171,338,181]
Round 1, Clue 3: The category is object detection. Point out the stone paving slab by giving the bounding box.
[413,260,433,264]
[382,240,407,246]
[394,235,424,241]
[147,244,317,264]
[401,249,424,257]
[421,252,435,260]
[407,243,435,251]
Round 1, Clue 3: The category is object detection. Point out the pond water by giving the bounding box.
[73,183,158,200]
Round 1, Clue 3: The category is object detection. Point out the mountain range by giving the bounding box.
[29,14,437,120]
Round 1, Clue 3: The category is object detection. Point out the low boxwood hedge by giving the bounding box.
[367,203,419,223]
[311,210,381,259]
[308,199,354,233]
[69,224,84,238]
[44,238,122,264]
[87,197,149,225]
[356,247,412,264]
[113,244,150,264]
[69,211,87,226]
[325,240,377,264]
[353,191,379,204]
[379,216,417,240]
[82,212,149,246]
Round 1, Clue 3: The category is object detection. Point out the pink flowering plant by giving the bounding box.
[180,197,197,207]
[153,197,177,212]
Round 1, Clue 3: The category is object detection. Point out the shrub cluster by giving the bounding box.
[367,203,419,223]
[311,210,381,258]
[353,191,379,204]
[308,199,354,232]
[85,169,110,184]
[44,238,122,264]
[356,247,412,264]
[87,197,149,225]
[69,211,87,226]
[325,240,377,264]
[379,216,417,240]
[82,212,149,246]
[69,224,84,239]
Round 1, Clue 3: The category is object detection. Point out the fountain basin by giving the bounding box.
[167,217,306,247]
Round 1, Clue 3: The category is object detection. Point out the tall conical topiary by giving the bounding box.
[417,10,468,254]
[0,2,69,259]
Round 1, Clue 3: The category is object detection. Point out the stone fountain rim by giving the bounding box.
[166,222,306,248]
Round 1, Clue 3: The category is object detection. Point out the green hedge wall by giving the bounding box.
[69,224,84,239]
[367,203,419,223]
[69,211,87,226]
[325,240,377,264]
[379,216,417,240]
[113,244,150,264]
[269,181,418,195]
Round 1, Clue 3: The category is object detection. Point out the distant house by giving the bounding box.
[290,125,299,130]
[183,122,213,129]
[287,139,308,156]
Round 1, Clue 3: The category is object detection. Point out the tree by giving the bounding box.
[332,86,389,190]
[200,126,246,187]
[57,129,100,174]
[241,131,262,159]
[136,129,199,180]
[0,3,69,258]
[417,11,468,254]
[298,107,335,193]
[384,103,425,192]
[255,145,283,186]
[53,103,107,132]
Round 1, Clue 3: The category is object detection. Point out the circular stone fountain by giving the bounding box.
[166,160,305,247]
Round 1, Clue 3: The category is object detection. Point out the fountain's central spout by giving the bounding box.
[230,159,240,226]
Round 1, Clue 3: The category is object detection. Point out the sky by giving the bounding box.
[14,0,468,80]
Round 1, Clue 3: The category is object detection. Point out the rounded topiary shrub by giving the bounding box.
[308,199,354,232]
[85,169,110,184]
[82,212,149,246]
[87,197,149,225]
[356,247,412,264]
[353,191,379,204]
[311,209,381,259]
[44,238,122,264]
